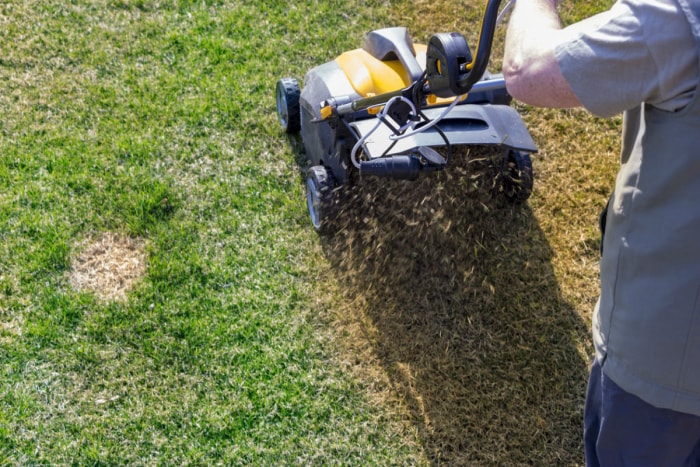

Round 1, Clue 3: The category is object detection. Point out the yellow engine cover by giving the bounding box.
[335,44,427,98]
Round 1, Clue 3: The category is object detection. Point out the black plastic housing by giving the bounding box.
[426,33,473,98]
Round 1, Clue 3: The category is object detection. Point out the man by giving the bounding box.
[502,0,700,465]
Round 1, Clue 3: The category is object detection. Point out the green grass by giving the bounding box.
[1,0,618,464]
[0,0,424,464]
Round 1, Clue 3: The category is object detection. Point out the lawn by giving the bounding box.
[1,0,617,464]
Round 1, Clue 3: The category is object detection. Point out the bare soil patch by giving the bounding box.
[68,232,147,301]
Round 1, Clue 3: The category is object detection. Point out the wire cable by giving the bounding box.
[387,93,463,142]
[350,96,419,168]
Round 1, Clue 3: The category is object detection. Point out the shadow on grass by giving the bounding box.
[315,148,591,465]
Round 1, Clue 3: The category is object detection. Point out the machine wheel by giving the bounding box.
[498,150,533,202]
[276,77,301,133]
[306,165,338,233]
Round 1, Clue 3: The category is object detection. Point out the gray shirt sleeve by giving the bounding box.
[555,0,697,118]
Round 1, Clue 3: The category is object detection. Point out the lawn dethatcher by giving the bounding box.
[276,0,537,233]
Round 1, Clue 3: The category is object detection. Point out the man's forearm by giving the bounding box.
[502,0,581,107]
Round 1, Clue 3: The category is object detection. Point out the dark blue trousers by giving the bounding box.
[584,358,700,466]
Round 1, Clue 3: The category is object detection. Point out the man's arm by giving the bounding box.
[502,0,582,108]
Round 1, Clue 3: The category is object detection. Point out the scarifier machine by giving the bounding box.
[276,0,536,232]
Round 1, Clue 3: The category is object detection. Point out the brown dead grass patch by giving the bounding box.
[316,144,594,464]
[68,232,147,302]
[309,4,619,461]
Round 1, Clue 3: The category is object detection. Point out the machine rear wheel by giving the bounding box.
[498,150,533,202]
[276,78,301,133]
[306,165,337,233]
